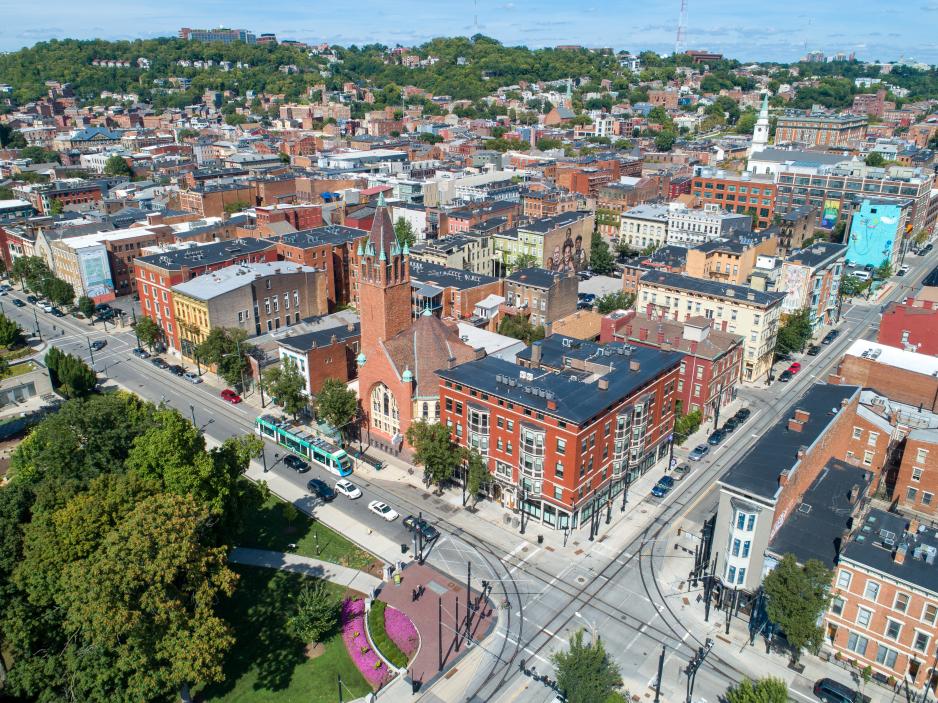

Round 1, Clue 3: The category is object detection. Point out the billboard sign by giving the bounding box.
[77,245,114,299]
[820,199,840,229]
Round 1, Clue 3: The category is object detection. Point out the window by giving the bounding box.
[727,565,736,583]
[732,539,741,557]
[923,604,938,625]
[863,451,874,466]
[557,438,566,454]
[914,632,931,653]
[895,593,910,613]
[555,461,564,478]
[742,541,750,558]
[737,512,746,529]
[831,597,844,616]
[876,645,898,668]
[885,619,901,640]
[908,487,918,502]
[856,607,872,627]
[917,448,929,464]
[554,486,563,501]
[913,467,923,482]
[864,580,880,602]
[868,432,879,446]
[846,632,868,656]
[746,514,755,531]
[853,426,863,439]
[924,492,934,506]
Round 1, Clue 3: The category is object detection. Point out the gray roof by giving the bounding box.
[409,259,497,291]
[750,148,847,167]
[622,203,670,222]
[640,271,785,308]
[842,508,938,594]
[136,237,276,271]
[277,225,366,248]
[172,261,318,301]
[507,267,570,290]
[517,210,593,234]
[279,321,360,353]
[786,242,847,268]
[767,458,872,568]
[438,339,682,425]
[720,384,860,501]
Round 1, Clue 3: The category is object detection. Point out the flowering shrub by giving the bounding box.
[384,606,419,656]
[341,599,389,687]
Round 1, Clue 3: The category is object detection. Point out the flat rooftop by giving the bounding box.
[845,340,938,378]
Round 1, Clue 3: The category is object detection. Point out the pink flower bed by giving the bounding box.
[341,599,390,688]
[384,606,419,656]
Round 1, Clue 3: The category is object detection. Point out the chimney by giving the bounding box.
[788,418,805,432]
[330,333,338,345]
[849,484,861,504]
[531,341,542,366]
[597,378,609,390]
[794,409,810,423]
[639,327,649,341]
[347,321,355,332]
[629,359,641,371]
[895,544,907,565]
[778,469,790,487]
[547,399,557,410]
[146,211,164,226]
[908,518,920,535]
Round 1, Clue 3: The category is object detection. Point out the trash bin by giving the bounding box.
[393,572,402,585]
[401,543,408,554]
[537,535,544,544]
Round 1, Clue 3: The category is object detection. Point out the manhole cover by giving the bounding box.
[575,576,587,585]
[521,546,528,552]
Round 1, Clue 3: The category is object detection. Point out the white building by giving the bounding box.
[619,203,670,250]
[665,203,752,246]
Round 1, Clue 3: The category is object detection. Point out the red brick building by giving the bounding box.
[437,334,681,530]
[256,204,324,232]
[277,319,361,395]
[133,238,278,351]
[690,172,778,229]
[601,311,744,421]
[275,226,365,310]
[894,429,938,519]
[831,340,938,414]
[878,298,938,356]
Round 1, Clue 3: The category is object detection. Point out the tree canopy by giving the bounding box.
[762,553,832,664]
[774,308,812,357]
[262,357,308,420]
[589,231,615,275]
[725,677,788,703]
[405,420,465,489]
[196,327,253,388]
[550,629,623,703]
[315,377,358,439]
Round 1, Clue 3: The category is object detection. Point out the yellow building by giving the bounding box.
[684,230,779,286]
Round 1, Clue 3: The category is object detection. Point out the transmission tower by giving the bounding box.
[675,0,688,55]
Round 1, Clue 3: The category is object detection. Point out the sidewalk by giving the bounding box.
[229,546,382,594]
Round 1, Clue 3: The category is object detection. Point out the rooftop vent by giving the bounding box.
[798,503,812,515]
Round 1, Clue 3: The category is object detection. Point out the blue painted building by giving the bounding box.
[845,199,904,268]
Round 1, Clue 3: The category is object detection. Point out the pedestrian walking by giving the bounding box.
[411,588,417,602]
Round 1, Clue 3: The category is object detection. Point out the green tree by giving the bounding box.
[103,154,132,177]
[55,353,97,398]
[588,231,614,275]
[394,217,416,248]
[286,581,340,644]
[536,137,563,151]
[465,448,492,506]
[735,110,758,135]
[419,132,443,144]
[49,199,64,216]
[551,629,623,703]
[77,295,96,318]
[42,276,74,307]
[0,314,24,348]
[912,229,930,248]
[223,200,250,215]
[725,677,788,703]
[762,553,831,664]
[278,151,290,164]
[875,259,893,280]
[774,308,812,357]
[864,151,886,167]
[498,314,545,345]
[262,357,308,420]
[19,145,59,164]
[315,377,358,440]
[196,327,252,389]
[511,253,538,272]
[674,409,702,444]
[654,130,676,151]
[405,420,464,489]
[0,124,27,148]
[10,256,50,292]
[840,274,867,298]
[595,291,636,314]
[133,314,161,348]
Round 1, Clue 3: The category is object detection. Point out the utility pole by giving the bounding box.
[87,336,95,367]
[33,308,41,341]
[654,645,665,703]
[438,596,443,670]
[337,673,343,703]
[261,446,267,473]
[704,553,718,623]
[190,404,197,428]
[684,638,713,703]
[465,561,472,640]
[621,473,629,512]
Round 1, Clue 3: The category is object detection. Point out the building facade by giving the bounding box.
[779,242,846,332]
[774,110,867,147]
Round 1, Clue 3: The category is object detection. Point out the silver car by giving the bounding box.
[688,444,710,461]
[183,371,202,384]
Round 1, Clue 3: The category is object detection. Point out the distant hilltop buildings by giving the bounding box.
[179,27,257,44]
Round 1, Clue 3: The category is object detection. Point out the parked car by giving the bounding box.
[897,265,910,277]
[94,303,111,313]
[25,295,37,304]
[283,455,309,473]
[368,500,399,522]
[220,388,242,404]
[658,475,675,489]
[40,302,53,313]
[734,407,751,422]
[132,347,150,359]
[722,416,740,432]
[688,444,709,461]
[403,515,440,541]
[673,464,692,480]
[707,429,726,445]
[822,329,839,345]
[307,478,335,501]
[150,357,170,369]
[11,299,25,308]
[650,481,671,498]
[168,364,186,377]
[50,307,64,317]
[788,362,802,374]
[812,677,861,703]
[779,369,793,382]
[90,340,107,351]
[334,479,363,499]
[807,344,821,356]
[183,371,202,384]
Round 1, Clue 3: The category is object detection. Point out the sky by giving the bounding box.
[3,0,938,64]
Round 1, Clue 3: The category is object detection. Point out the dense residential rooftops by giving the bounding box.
[719,383,860,501]
[767,458,872,568]
[622,203,671,221]
[639,270,786,308]
[506,267,572,289]
[613,314,743,360]
[136,237,276,271]
[841,508,938,594]
[785,241,847,267]
[439,336,682,425]
[172,261,318,300]
[279,321,360,353]
[276,225,367,248]
[516,210,593,233]
[409,259,498,290]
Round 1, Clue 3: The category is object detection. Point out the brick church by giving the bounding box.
[356,195,478,453]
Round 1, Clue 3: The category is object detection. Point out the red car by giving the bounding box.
[788,362,802,374]
[220,389,242,404]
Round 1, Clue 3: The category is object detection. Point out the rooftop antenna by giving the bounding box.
[474,0,479,36]
[675,0,688,55]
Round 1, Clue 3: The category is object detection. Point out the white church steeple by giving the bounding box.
[750,92,770,154]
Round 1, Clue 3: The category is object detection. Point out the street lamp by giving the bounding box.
[518,486,528,535]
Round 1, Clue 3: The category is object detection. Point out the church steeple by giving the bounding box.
[751,92,770,154]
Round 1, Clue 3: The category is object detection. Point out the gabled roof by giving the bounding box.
[366,196,397,258]
[381,314,477,398]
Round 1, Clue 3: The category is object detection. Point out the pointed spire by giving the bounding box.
[379,248,387,261]
[377,190,386,208]
[357,240,364,256]
[759,91,769,118]
[422,301,432,317]
[402,241,410,256]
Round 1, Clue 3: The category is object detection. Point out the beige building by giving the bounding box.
[409,232,495,276]
[171,262,328,360]
[619,203,670,250]
[638,270,785,382]
[684,230,779,286]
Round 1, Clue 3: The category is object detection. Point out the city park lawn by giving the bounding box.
[237,480,379,573]
[197,565,372,703]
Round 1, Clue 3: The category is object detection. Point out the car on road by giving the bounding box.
[403,515,440,541]
[779,369,793,382]
[220,389,242,403]
[807,344,821,356]
[50,307,64,317]
[283,454,309,473]
[788,362,802,374]
[94,303,111,313]
[822,329,838,345]
[334,479,363,499]
[168,364,186,377]
[651,478,674,498]
[183,371,202,384]
[40,302,53,313]
[306,478,335,501]
[734,407,751,422]
[132,347,150,359]
[11,299,25,308]
[688,444,709,461]
[368,500,399,521]
[812,677,861,703]
[150,356,170,369]
[923,243,934,254]
[94,310,115,322]
[722,416,740,432]
[673,464,692,480]
[25,295,37,304]
[897,264,910,277]
[707,429,726,445]
[90,340,107,351]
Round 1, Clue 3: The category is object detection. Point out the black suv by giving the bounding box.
[822,329,839,345]
[150,357,170,370]
[813,678,860,703]
[306,478,335,501]
[168,364,186,377]
[283,455,309,473]
[403,515,440,541]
